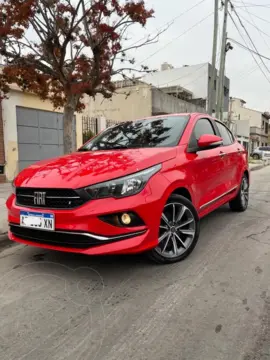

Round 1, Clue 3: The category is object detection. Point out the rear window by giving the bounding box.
[215,121,234,146]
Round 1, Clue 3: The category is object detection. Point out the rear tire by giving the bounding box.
[253,154,260,160]
[229,175,249,212]
[147,194,200,264]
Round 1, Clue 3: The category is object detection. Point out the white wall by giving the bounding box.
[230,98,262,128]
[234,119,250,138]
[84,83,152,122]
[142,63,209,99]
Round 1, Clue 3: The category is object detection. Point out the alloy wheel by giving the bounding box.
[156,202,196,259]
[240,177,249,208]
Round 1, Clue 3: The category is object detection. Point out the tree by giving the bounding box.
[0,0,159,153]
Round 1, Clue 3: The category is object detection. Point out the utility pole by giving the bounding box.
[220,39,233,122]
[208,0,219,115]
[216,0,229,121]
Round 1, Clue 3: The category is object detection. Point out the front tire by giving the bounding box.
[253,154,260,160]
[147,194,200,264]
[229,175,249,212]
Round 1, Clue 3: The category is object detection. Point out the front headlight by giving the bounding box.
[85,164,162,199]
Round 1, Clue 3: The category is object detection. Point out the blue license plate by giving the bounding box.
[20,211,55,231]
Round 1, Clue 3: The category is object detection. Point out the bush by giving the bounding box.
[83,130,95,143]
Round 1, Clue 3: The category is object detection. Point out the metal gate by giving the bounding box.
[82,116,98,143]
[17,107,76,171]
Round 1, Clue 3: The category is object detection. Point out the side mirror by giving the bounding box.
[197,134,223,150]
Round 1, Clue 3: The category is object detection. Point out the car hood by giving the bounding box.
[15,148,177,189]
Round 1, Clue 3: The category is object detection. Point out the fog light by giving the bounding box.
[121,213,131,225]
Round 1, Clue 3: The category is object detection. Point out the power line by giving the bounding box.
[230,1,270,81]
[229,3,270,76]
[155,64,206,88]
[236,7,270,25]
[239,13,270,40]
[229,38,270,61]
[130,0,209,47]
[228,12,270,84]
[236,63,257,79]
[233,1,270,8]
[139,12,213,64]
[238,0,270,54]
[235,4,270,8]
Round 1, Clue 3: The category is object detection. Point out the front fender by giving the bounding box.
[160,169,196,209]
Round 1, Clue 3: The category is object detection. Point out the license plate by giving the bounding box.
[20,211,55,231]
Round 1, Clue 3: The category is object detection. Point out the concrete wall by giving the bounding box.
[83,83,152,122]
[152,89,205,115]
[2,88,83,181]
[230,98,262,127]
[207,64,230,114]
[143,63,209,99]
[143,63,230,113]
[234,120,250,138]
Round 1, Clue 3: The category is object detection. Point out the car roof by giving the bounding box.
[134,113,216,122]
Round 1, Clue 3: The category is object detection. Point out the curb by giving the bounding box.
[250,165,265,172]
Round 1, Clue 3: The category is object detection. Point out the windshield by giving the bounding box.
[79,115,189,151]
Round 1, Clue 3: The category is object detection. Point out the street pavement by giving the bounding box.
[0,166,270,360]
[0,183,13,235]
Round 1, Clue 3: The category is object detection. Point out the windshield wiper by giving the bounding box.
[106,145,129,150]
[77,148,90,152]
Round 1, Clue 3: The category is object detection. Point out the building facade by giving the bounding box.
[2,85,83,181]
[233,120,250,152]
[229,97,269,152]
[83,79,205,123]
[142,63,230,115]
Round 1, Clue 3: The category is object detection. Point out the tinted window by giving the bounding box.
[216,121,233,146]
[189,118,215,149]
[79,116,189,151]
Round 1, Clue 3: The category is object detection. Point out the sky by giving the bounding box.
[125,0,270,112]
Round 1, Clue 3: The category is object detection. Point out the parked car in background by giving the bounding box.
[7,113,249,264]
[251,146,270,160]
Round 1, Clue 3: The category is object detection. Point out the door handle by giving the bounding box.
[219,151,227,158]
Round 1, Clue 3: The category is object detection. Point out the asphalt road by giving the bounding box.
[1,167,270,360]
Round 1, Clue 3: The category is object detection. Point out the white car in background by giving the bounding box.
[252,146,270,160]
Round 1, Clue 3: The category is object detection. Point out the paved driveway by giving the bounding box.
[0,168,270,360]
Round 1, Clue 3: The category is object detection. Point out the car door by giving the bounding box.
[215,121,242,191]
[186,117,225,211]
[263,146,270,159]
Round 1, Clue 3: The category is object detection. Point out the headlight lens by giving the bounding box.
[85,164,161,199]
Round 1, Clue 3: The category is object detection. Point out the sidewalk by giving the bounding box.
[249,159,270,172]
[0,183,11,235]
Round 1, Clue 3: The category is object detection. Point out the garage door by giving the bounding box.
[17,107,76,171]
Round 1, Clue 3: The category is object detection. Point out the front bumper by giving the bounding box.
[6,173,169,255]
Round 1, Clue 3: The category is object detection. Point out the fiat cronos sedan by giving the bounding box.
[7,113,249,264]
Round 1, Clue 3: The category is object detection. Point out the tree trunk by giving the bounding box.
[63,98,76,154]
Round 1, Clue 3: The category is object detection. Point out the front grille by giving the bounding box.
[10,225,105,249]
[9,225,145,249]
[16,188,86,209]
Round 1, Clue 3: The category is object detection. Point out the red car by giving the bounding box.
[7,113,249,264]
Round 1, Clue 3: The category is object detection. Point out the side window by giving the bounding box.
[215,121,233,146]
[189,118,215,149]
